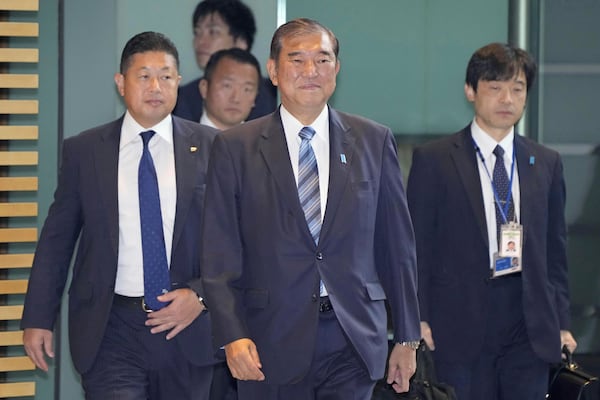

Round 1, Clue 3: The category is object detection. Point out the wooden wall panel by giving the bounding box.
[0,22,38,37]
[0,74,38,88]
[1,1,42,396]
[0,126,38,140]
[0,0,39,11]
[0,48,38,63]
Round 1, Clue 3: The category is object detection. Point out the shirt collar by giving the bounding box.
[470,118,515,161]
[280,104,329,142]
[200,111,219,129]
[120,111,173,149]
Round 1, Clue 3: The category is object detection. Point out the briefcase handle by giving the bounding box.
[561,345,576,369]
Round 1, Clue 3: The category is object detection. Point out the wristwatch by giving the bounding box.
[398,340,420,350]
[198,296,207,309]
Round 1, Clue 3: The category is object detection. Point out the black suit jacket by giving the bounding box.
[173,76,277,123]
[200,107,420,384]
[407,126,571,364]
[21,116,218,374]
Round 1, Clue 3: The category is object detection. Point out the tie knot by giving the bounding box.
[299,126,316,141]
[493,145,505,158]
[140,130,156,147]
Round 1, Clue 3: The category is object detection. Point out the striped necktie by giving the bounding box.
[297,126,321,244]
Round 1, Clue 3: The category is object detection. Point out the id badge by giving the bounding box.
[492,253,521,278]
[493,222,523,277]
[499,222,523,258]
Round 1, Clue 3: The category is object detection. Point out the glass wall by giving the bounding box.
[531,0,600,354]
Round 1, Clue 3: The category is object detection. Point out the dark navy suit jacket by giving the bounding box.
[21,115,218,374]
[407,126,571,364]
[200,107,420,384]
[173,76,277,123]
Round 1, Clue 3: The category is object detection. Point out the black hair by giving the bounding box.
[192,0,256,50]
[465,42,536,92]
[120,31,179,74]
[203,47,261,82]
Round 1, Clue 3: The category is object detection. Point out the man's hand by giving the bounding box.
[386,343,417,393]
[420,321,435,350]
[145,288,205,340]
[560,330,577,354]
[225,338,265,381]
[23,328,54,372]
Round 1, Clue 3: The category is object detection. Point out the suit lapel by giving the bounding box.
[259,111,317,245]
[514,135,537,247]
[319,109,354,242]
[451,128,489,246]
[95,119,122,256]
[171,118,197,251]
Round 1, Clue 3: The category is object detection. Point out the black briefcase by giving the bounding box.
[372,340,456,400]
[548,346,600,400]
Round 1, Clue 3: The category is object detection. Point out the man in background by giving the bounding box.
[21,31,217,399]
[200,18,420,399]
[174,0,275,123]
[407,42,577,400]
[199,48,260,130]
[199,47,260,400]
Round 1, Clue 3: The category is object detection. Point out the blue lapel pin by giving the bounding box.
[529,156,535,165]
[340,153,346,164]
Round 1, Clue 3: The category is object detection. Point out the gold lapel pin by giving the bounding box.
[190,146,198,153]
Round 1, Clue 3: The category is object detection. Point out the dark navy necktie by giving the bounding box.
[298,126,321,245]
[492,145,514,240]
[139,130,170,311]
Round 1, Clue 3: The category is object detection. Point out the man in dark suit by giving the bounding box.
[200,18,420,400]
[21,32,217,399]
[173,0,276,123]
[198,47,263,400]
[407,42,577,400]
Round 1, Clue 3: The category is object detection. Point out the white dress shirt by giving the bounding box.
[280,105,330,223]
[200,110,218,129]
[114,111,177,296]
[471,119,521,268]
[280,105,330,296]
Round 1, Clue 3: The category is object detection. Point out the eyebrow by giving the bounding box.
[136,66,174,72]
[286,50,334,58]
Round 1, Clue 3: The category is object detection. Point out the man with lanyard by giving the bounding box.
[407,42,577,400]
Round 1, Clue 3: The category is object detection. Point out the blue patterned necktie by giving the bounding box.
[493,145,515,241]
[139,130,170,311]
[298,127,327,296]
[298,126,321,245]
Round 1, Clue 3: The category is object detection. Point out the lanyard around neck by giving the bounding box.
[472,138,516,224]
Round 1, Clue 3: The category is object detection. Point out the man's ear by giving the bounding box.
[199,78,208,100]
[266,59,278,87]
[464,83,475,102]
[115,73,125,96]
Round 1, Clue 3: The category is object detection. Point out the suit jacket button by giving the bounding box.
[316,252,323,260]
[311,294,318,302]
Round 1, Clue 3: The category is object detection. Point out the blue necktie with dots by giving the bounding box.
[493,145,514,241]
[139,130,170,311]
